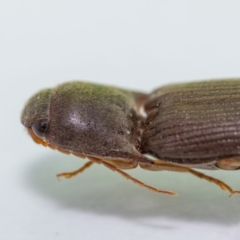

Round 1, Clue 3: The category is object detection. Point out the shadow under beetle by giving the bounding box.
[21,79,240,196]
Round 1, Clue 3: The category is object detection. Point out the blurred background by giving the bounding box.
[1,1,240,240]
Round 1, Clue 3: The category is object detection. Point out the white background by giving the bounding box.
[1,1,240,239]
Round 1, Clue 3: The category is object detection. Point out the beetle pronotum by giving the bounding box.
[21,79,240,196]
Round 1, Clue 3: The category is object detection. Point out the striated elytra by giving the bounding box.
[21,79,240,196]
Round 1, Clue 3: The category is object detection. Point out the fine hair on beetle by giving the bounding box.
[21,79,240,196]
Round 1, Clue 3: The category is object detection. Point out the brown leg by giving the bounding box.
[140,161,240,196]
[57,161,94,179]
[102,159,139,169]
[101,161,177,196]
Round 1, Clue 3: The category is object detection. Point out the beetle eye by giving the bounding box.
[32,119,48,138]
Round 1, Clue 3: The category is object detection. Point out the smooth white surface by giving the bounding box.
[1,1,240,239]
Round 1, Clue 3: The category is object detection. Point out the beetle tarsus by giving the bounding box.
[229,191,240,197]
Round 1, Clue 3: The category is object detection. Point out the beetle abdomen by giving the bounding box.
[142,80,240,165]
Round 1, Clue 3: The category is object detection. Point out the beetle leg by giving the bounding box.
[139,161,240,196]
[102,159,139,169]
[57,161,94,179]
[101,161,177,196]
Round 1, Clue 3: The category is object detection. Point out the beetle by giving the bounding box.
[21,79,240,196]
